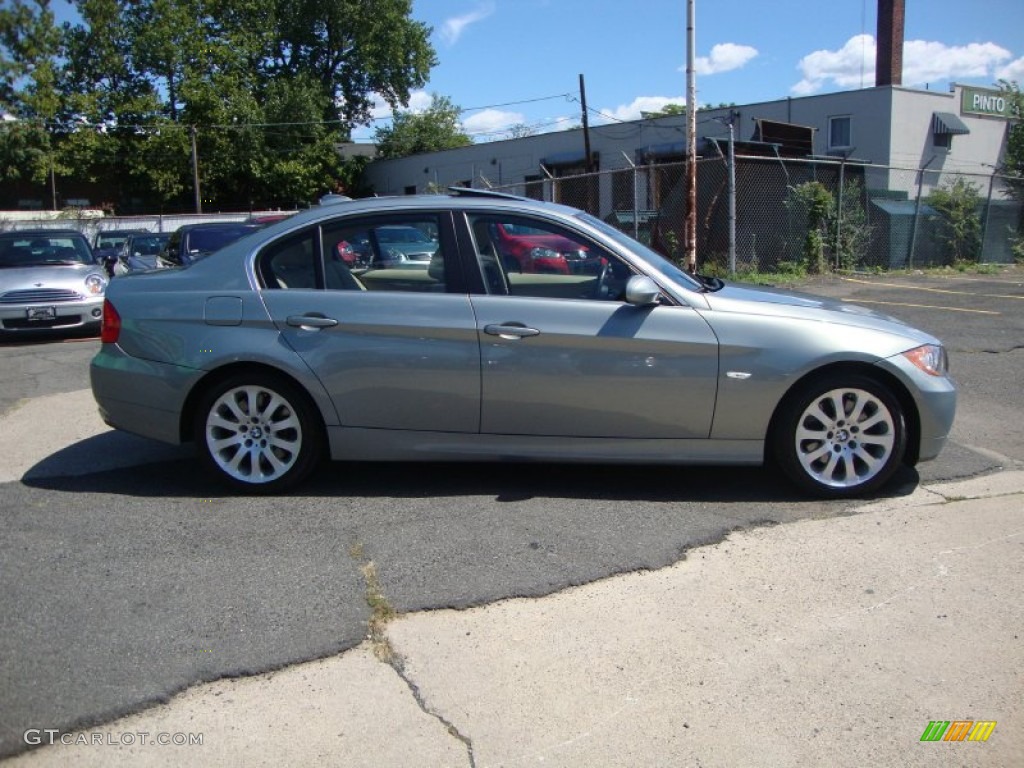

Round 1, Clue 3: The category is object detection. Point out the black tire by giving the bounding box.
[772,373,907,498]
[194,372,323,493]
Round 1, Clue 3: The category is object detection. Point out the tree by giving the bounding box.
[508,123,536,139]
[3,0,437,210]
[786,181,835,274]
[269,0,435,127]
[829,177,873,271]
[928,177,982,264]
[642,103,686,118]
[998,80,1023,193]
[0,0,63,188]
[373,94,472,159]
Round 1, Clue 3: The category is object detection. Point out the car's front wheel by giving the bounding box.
[773,373,907,498]
[195,372,322,493]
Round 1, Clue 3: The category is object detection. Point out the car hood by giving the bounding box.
[511,234,583,253]
[701,282,939,344]
[0,263,104,290]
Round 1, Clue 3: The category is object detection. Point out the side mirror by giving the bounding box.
[624,275,661,306]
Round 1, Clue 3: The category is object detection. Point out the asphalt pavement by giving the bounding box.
[1,267,1022,766]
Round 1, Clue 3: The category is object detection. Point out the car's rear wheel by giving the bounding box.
[773,373,907,498]
[195,372,322,493]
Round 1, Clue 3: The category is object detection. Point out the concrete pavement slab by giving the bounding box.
[8,649,468,767]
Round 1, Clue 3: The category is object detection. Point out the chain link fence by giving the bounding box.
[491,156,1022,274]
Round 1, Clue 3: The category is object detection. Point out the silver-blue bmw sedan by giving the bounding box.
[90,190,956,497]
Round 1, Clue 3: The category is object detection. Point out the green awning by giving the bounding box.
[932,112,970,136]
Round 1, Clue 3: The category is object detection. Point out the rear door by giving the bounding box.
[258,211,481,433]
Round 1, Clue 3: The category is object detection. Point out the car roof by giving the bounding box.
[255,191,583,238]
[175,222,261,231]
[2,228,87,237]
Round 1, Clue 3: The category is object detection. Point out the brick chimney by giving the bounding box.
[876,0,905,86]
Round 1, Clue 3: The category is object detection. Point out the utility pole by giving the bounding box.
[685,0,697,273]
[579,74,593,173]
[190,125,202,214]
[726,109,737,274]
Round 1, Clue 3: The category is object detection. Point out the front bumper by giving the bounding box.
[0,297,104,332]
[877,353,957,464]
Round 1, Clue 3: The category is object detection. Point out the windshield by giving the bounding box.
[0,235,94,267]
[96,234,131,249]
[129,235,170,255]
[576,213,702,291]
[377,227,432,244]
[184,226,255,255]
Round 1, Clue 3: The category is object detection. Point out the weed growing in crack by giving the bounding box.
[349,544,400,666]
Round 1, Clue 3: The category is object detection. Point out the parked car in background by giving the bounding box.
[93,229,149,276]
[484,221,596,274]
[158,222,262,268]
[91,189,956,497]
[332,224,439,269]
[0,229,106,334]
[247,213,295,226]
[367,224,439,268]
[115,232,172,274]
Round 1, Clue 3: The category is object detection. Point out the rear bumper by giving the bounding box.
[90,345,202,445]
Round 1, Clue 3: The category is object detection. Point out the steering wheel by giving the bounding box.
[593,260,611,300]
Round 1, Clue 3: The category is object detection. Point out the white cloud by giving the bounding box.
[440,2,495,46]
[364,90,432,121]
[405,90,433,113]
[598,96,688,122]
[693,43,759,75]
[463,108,526,137]
[903,40,1011,84]
[997,56,1024,82]
[792,34,875,95]
[792,34,1016,95]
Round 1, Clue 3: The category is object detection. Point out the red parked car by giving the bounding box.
[488,222,597,274]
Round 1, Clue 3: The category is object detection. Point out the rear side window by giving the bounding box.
[259,231,320,290]
[322,215,447,293]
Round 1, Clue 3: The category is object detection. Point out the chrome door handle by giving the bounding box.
[484,323,540,340]
[286,314,338,330]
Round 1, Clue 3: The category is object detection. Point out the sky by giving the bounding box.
[351,0,1024,142]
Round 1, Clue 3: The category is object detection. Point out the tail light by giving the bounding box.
[100,299,121,343]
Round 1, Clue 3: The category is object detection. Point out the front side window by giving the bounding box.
[466,213,633,301]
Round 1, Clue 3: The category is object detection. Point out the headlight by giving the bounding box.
[903,344,948,377]
[84,274,107,295]
[529,247,560,261]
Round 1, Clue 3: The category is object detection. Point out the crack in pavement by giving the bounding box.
[351,544,476,768]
